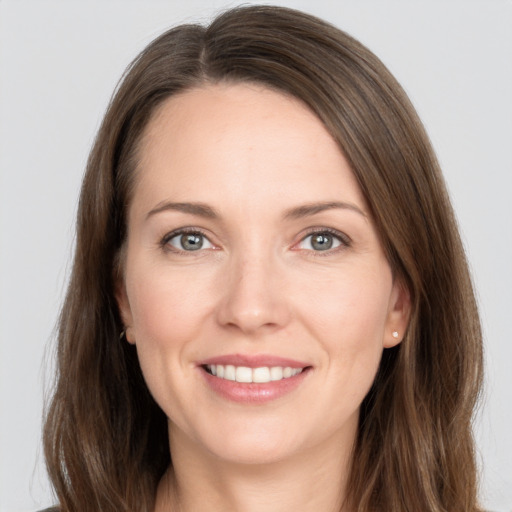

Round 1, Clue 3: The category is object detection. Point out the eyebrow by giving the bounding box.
[146,201,219,220]
[282,201,366,220]
[146,200,366,221]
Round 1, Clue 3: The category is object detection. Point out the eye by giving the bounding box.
[165,231,214,252]
[297,230,348,252]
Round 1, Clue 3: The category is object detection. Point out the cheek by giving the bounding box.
[126,262,213,345]
[298,265,392,388]
[124,264,212,421]
[301,266,392,343]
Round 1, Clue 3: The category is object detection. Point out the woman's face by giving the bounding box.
[118,83,409,465]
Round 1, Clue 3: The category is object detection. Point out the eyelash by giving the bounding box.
[159,227,351,255]
[159,227,214,254]
[294,228,351,255]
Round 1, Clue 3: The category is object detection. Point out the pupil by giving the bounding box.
[312,234,332,251]
[181,234,203,251]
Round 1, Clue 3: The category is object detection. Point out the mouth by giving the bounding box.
[198,355,312,403]
[203,364,306,383]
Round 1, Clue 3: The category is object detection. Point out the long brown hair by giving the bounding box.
[43,5,483,511]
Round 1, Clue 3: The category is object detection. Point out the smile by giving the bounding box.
[199,355,311,402]
[205,364,304,383]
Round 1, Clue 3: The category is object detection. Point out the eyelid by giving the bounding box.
[160,227,217,253]
[293,227,352,252]
[159,226,350,254]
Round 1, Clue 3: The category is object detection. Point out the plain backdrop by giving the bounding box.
[1,1,511,511]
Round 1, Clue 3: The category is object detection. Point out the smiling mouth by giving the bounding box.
[203,364,307,383]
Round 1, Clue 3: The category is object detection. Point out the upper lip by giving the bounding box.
[198,354,310,369]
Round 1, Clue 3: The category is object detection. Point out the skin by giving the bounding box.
[117,83,410,512]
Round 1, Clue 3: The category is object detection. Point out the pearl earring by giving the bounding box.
[392,331,399,339]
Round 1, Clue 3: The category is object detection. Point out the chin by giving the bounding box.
[190,419,307,466]
[211,439,298,466]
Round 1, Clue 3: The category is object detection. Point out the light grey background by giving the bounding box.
[1,1,511,510]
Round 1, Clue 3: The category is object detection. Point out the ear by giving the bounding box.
[383,279,411,348]
[115,280,136,345]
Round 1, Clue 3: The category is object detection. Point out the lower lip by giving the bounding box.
[200,367,310,403]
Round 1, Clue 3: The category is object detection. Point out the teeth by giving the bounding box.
[236,366,252,383]
[224,365,236,381]
[253,367,270,383]
[206,364,303,383]
[270,367,283,381]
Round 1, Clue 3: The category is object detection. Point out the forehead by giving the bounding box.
[132,83,366,216]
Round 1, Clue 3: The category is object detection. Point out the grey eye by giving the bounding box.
[168,232,213,251]
[181,234,203,251]
[299,232,342,251]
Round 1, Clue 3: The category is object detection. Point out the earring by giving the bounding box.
[392,331,399,339]
[120,330,126,340]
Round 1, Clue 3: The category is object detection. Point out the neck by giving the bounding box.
[155,427,354,512]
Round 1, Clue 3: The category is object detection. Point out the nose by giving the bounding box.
[215,252,291,336]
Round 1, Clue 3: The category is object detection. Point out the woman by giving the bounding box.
[43,5,484,511]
